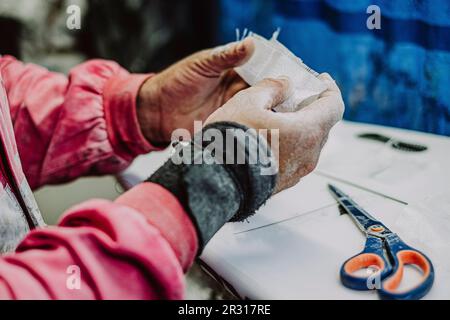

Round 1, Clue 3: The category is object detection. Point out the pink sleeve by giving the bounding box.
[0,55,155,189]
[0,183,198,300]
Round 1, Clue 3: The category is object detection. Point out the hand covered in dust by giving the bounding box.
[205,73,345,193]
[137,38,255,145]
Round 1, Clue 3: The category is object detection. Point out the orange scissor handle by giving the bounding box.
[379,249,434,300]
[344,253,385,274]
[340,236,392,290]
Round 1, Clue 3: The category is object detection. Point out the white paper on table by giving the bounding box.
[316,123,450,205]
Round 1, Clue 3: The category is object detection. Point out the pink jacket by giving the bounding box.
[0,56,198,299]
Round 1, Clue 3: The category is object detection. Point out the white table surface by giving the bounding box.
[120,121,450,299]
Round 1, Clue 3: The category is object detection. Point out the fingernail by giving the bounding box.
[319,73,334,81]
[211,42,234,55]
[236,41,247,53]
[238,37,253,51]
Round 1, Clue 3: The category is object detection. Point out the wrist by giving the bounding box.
[148,122,278,250]
[103,73,155,159]
[137,75,168,147]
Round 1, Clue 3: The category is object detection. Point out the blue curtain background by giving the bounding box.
[218,0,450,136]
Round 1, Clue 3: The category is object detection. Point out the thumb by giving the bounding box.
[200,38,255,76]
[245,77,291,110]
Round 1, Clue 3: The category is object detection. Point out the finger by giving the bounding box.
[293,74,344,128]
[317,73,341,97]
[301,93,345,129]
[242,77,291,110]
[202,38,255,75]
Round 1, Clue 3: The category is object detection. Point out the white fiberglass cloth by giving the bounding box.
[235,32,327,112]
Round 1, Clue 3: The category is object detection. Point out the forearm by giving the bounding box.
[0,56,155,189]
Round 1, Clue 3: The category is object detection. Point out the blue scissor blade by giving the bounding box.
[328,184,385,233]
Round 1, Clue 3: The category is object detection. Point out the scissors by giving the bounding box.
[328,184,434,300]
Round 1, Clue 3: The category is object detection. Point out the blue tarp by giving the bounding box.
[218,0,450,136]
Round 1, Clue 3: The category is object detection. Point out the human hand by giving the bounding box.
[205,73,345,193]
[137,38,255,145]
